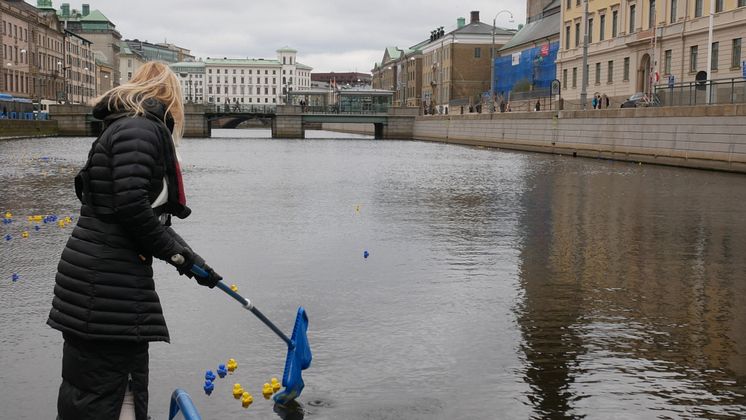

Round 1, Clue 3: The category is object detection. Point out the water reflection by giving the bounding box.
[516,160,746,418]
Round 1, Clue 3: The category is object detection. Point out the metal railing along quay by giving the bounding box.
[655,77,746,107]
[205,103,277,114]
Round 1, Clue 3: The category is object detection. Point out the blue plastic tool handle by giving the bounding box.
[191,265,293,347]
[168,388,202,420]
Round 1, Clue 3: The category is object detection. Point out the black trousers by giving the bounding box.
[57,334,149,420]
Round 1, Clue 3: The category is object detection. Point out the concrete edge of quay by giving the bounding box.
[408,104,746,174]
[0,120,60,140]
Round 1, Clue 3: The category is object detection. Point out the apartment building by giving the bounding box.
[558,0,746,105]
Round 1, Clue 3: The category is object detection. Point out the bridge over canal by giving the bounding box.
[50,103,418,139]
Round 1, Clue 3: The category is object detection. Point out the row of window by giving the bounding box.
[563,57,631,88]
[562,38,742,89]
[209,96,277,104]
[565,0,746,50]
[680,38,742,72]
[207,86,278,95]
[1,20,28,41]
[208,68,276,75]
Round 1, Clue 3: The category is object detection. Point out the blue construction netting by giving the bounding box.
[493,42,559,98]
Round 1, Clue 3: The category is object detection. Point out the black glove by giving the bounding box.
[169,249,222,288]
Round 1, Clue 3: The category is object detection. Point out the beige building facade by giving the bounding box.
[1,0,65,102]
[558,0,746,106]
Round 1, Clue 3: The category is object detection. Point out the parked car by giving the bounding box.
[620,92,661,108]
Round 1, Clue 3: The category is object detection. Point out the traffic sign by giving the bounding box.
[667,75,675,88]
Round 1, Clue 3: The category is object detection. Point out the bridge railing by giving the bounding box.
[205,103,277,114]
[301,104,390,114]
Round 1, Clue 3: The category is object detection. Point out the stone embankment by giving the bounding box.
[0,119,59,139]
[324,104,746,173]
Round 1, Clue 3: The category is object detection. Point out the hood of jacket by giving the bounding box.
[93,95,175,133]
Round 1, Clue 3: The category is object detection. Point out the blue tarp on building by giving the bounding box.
[493,42,559,98]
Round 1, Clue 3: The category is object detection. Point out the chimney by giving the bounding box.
[470,11,480,23]
[457,17,466,28]
[82,4,90,16]
[61,3,70,17]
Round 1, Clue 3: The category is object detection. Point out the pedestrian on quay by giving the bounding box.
[603,93,610,108]
[535,100,541,111]
[47,61,222,420]
[591,95,598,109]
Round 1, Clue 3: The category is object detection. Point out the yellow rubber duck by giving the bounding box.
[21,231,29,239]
[271,377,281,392]
[27,216,34,222]
[227,358,238,373]
[58,220,66,228]
[241,392,253,408]
[232,383,244,399]
[262,383,273,399]
[230,284,238,292]
[34,215,43,222]
[64,216,72,223]
[4,212,12,219]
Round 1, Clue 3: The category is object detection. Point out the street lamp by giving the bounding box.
[491,10,515,101]
[56,61,70,104]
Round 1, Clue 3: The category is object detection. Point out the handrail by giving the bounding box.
[168,389,202,420]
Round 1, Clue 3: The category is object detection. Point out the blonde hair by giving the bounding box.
[96,61,184,143]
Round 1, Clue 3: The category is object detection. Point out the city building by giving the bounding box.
[371,43,426,107]
[156,42,195,62]
[64,29,95,104]
[124,39,191,64]
[59,2,122,87]
[117,40,145,83]
[494,0,561,107]
[558,0,746,106]
[170,61,204,103]
[311,72,371,88]
[2,0,65,102]
[420,11,516,113]
[184,48,312,106]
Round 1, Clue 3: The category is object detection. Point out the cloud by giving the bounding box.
[43,0,526,72]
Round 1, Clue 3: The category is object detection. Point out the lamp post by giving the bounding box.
[491,10,515,101]
[705,0,715,104]
[56,61,70,104]
[580,0,589,109]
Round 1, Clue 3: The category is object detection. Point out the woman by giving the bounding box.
[47,62,222,420]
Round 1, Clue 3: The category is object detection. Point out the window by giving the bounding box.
[595,62,601,84]
[575,22,580,47]
[572,67,577,87]
[588,18,593,43]
[711,42,719,70]
[690,45,698,72]
[664,49,672,73]
[600,14,606,41]
[695,0,702,16]
[623,57,630,80]
[649,0,656,28]
[740,0,745,7]
[612,10,619,37]
[629,5,636,33]
[733,38,742,68]
[670,0,677,22]
[567,0,571,8]
[563,68,568,87]
[715,0,723,12]
[565,25,571,50]
[474,47,481,58]
[607,60,614,82]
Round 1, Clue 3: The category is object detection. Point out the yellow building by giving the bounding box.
[558,0,746,107]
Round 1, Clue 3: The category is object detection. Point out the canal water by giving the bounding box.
[1,129,745,419]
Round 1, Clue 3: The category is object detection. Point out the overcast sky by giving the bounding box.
[38,0,526,73]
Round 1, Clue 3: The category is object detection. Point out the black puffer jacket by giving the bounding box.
[48,98,192,343]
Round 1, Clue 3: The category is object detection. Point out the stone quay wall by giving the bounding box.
[0,119,59,139]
